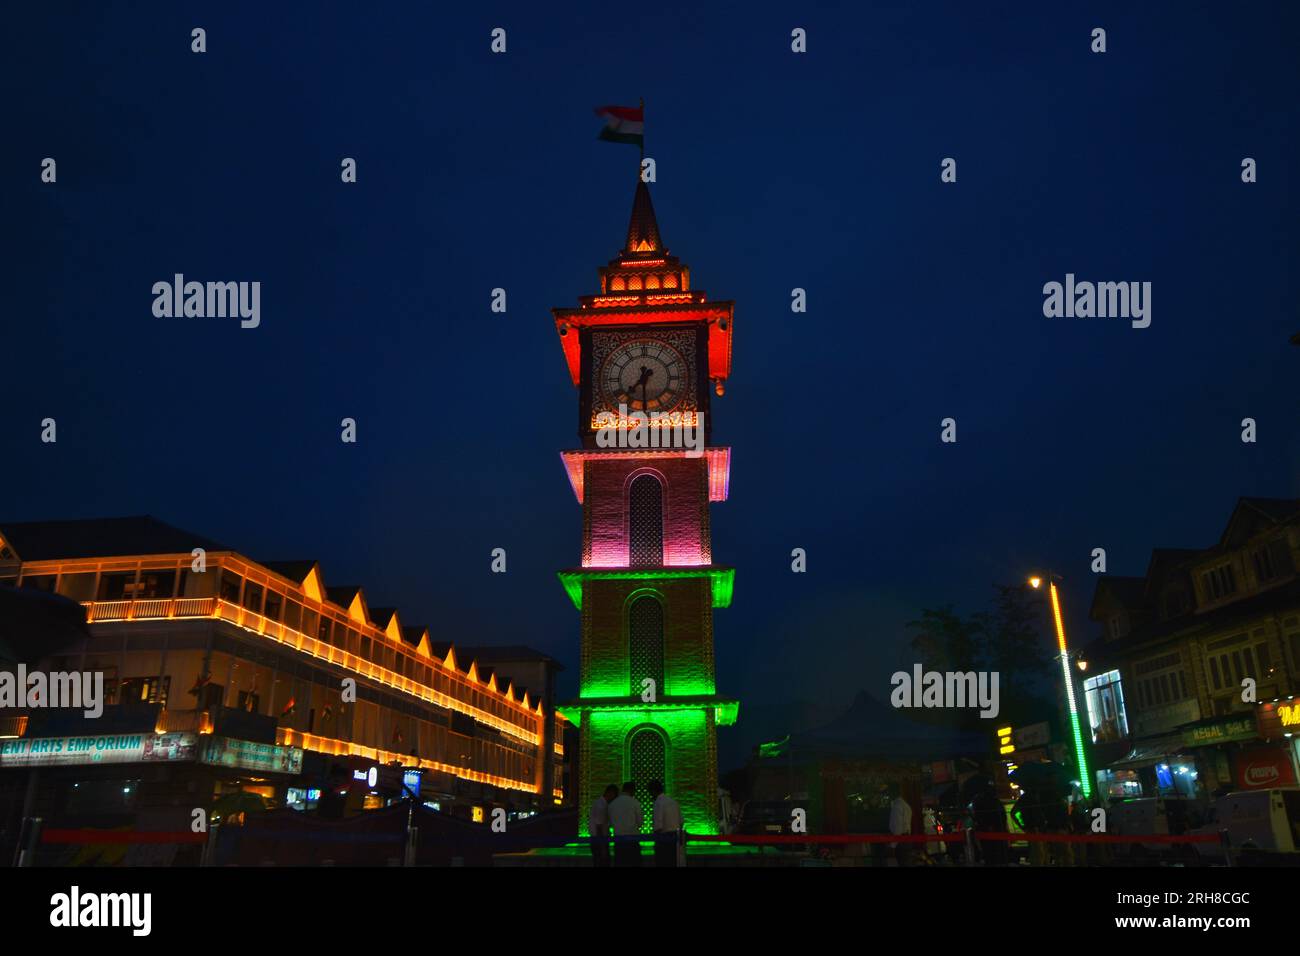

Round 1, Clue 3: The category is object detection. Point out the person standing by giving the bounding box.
[887,783,914,867]
[589,784,618,867]
[971,784,1008,866]
[608,781,644,867]
[648,779,683,867]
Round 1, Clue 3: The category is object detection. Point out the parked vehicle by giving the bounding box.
[736,800,800,838]
[1189,788,1300,863]
[1109,794,1203,860]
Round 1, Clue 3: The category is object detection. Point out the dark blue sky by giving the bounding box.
[6,2,1298,767]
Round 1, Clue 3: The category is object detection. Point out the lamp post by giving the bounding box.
[1028,573,1093,798]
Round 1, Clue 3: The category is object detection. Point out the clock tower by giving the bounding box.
[553,174,738,837]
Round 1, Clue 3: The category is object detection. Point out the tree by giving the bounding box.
[908,587,1055,728]
[972,585,1054,725]
[906,604,981,674]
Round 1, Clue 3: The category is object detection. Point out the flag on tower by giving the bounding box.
[594,104,644,147]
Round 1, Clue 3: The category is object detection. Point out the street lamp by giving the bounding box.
[1027,572,1093,798]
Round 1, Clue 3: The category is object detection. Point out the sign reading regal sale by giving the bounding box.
[0,732,197,767]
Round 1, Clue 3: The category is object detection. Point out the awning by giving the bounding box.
[1107,735,1188,771]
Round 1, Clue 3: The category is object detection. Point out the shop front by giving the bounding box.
[1102,734,1197,800]
[0,730,304,862]
[1249,698,1300,791]
[1100,715,1261,802]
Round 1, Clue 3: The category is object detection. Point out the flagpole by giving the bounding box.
[639,97,645,169]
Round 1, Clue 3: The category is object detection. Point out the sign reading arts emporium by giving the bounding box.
[0,732,197,767]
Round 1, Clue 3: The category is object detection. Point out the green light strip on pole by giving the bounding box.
[1050,581,1092,798]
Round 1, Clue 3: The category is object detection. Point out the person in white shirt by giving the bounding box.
[887,784,914,866]
[588,784,618,867]
[607,781,644,866]
[648,779,684,867]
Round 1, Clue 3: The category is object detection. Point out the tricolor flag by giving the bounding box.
[595,104,644,147]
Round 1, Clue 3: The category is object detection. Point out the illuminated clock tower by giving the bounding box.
[553,175,738,837]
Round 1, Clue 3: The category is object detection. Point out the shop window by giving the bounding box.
[98,571,137,600]
[219,570,242,603]
[1083,669,1128,742]
[242,581,264,613]
[135,569,176,599]
[199,683,224,710]
[1201,563,1237,602]
[264,590,283,622]
[1253,540,1291,584]
[121,675,169,706]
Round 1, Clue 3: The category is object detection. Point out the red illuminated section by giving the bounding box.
[551,178,734,387]
[553,301,734,386]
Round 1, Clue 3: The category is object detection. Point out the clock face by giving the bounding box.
[600,339,687,413]
[587,326,701,431]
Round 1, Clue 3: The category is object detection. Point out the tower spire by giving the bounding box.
[624,177,662,254]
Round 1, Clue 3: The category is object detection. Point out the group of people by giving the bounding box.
[588,780,685,867]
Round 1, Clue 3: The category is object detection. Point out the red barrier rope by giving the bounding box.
[686,830,1219,845]
[41,829,207,845]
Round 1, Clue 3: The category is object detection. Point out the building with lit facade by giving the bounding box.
[1084,498,1300,802]
[550,175,739,835]
[0,516,569,850]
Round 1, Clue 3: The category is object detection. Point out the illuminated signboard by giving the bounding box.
[1280,703,1300,728]
[352,766,379,788]
[0,733,197,767]
[997,726,1015,756]
[200,736,304,775]
[403,770,422,797]
[1183,717,1256,746]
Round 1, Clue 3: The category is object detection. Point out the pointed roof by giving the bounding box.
[624,179,662,254]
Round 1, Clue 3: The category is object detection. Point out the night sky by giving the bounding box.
[6,2,1299,768]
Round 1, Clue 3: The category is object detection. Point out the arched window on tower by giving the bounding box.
[627,726,667,830]
[628,595,664,698]
[628,474,663,568]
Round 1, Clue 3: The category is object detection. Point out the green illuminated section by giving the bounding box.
[576,707,722,837]
[560,697,739,727]
[579,670,719,700]
[557,567,735,610]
